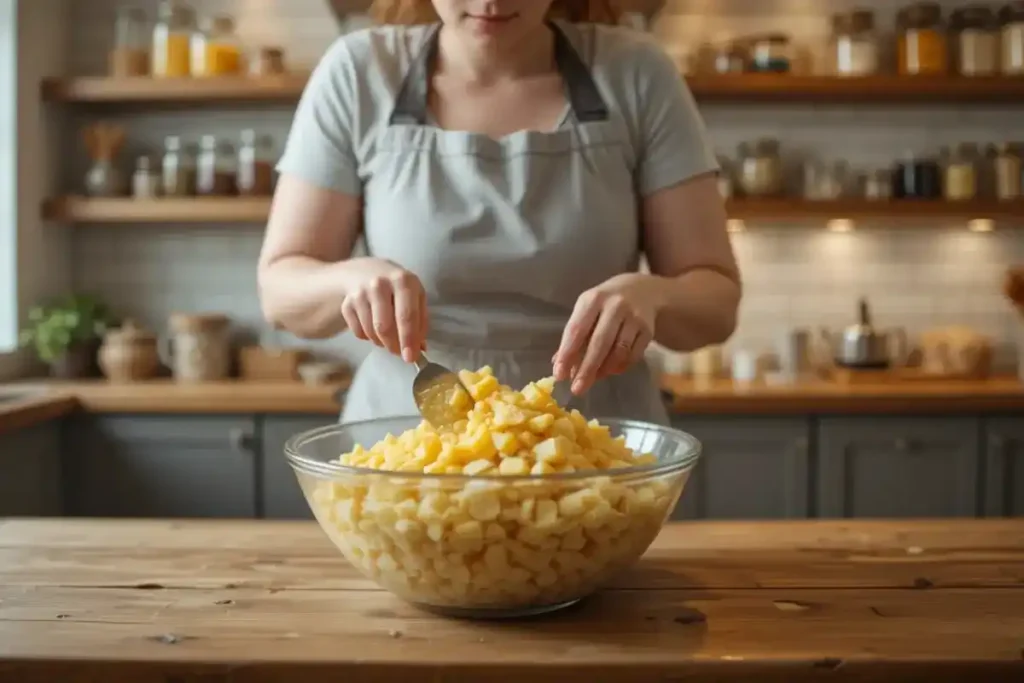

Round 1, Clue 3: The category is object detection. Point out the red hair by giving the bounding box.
[369,0,622,25]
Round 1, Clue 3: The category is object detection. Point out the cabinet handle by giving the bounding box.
[229,428,255,454]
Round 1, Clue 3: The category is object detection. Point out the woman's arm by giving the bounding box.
[641,172,741,352]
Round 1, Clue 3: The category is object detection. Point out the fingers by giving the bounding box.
[553,291,601,381]
[570,297,628,395]
[597,317,641,379]
[340,267,427,359]
[368,279,399,355]
[391,272,421,362]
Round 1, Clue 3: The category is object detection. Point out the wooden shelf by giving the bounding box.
[41,196,1024,225]
[41,74,1024,105]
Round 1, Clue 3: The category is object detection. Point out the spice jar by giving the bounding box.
[237,130,276,196]
[944,143,979,201]
[160,135,196,197]
[898,2,949,75]
[951,5,999,76]
[131,155,160,199]
[831,10,879,76]
[159,313,232,382]
[1001,2,1024,75]
[191,15,243,77]
[250,47,287,76]
[892,152,942,199]
[98,319,161,383]
[994,143,1022,200]
[110,7,149,77]
[750,34,792,73]
[152,0,195,78]
[711,37,745,74]
[864,169,892,200]
[803,160,852,200]
[737,139,784,198]
[196,135,237,196]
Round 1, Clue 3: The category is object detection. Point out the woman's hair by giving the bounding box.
[370,0,622,25]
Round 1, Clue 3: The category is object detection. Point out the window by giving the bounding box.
[0,0,16,352]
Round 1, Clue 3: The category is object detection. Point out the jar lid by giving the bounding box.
[169,312,230,333]
[106,318,156,343]
[951,5,997,29]
[1000,1,1024,24]
[903,2,943,27]
[849,9,876,31]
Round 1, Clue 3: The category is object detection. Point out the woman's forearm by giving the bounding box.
[258,256,350,339]
[647,268,742,352]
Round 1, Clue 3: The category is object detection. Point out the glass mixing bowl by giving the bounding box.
[285,416,701,619]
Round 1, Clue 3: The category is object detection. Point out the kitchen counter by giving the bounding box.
[1,375,1022,436]
[0,518,1021,681]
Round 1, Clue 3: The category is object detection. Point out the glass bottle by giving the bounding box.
[131,155,160,199]
[191,15,243,77]
[737,139,784,197]
[943,143,979,201]
[897,2,949,76]
[951,5,999,76]
[892,152,942,199]
[750,34,792,73]
[161,135,196,197]
[1001,2,1024,75]
[152,0,195,78]
[237,130,276,196]
[994,143,1023,201]
[110,7,149,77]
[831,10,880,76]
[196,135,237,196]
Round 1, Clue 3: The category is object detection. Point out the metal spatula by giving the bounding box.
[412,354,473,429]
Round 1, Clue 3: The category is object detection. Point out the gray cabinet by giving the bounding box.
[817,417,980,518]
[983,417,1024,517]
[260,415,334,519]
[63,415,258,518]
[669,417,811,520]
[0,421,63,516]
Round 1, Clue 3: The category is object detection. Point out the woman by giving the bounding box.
[258,0,741,425]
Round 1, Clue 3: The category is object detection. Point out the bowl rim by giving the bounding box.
[283,415,702,483]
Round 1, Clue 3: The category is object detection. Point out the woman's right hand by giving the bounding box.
[339,258,428,363]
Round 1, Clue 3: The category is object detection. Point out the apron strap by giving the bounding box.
[388,21,609,126]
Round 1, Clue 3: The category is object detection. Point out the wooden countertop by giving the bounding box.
[0,518,1021,681]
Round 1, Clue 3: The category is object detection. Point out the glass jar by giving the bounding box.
[715,155,734,198]
[191,15,243,77]
[892,152,942,199]
[250,47,287,76]
[1001,2,1024,75]
[864,169,892,200]
[110,7,149,77]
[196,135,237,196]
[803,160,851,200]
[831,10,880,76]
[750,34,792,73]
[161,135,196,197]
[131,155,160,199]
[711,36,746,74]
[237,130,276,196]
[943,143,979,201]
[951,6,999,76]
[994,143,1022,200]
[737,139,784,197]
[152,0,195,78]
[897,2,949,75]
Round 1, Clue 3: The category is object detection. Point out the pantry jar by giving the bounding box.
[1001,2,1024,75]
[161,135,196,197]
[943,143,979,201]
[750,34,792,73]
[237,130,276,196]
[152,0,195,78]
[951,5,999,76]
[196,135,237,196]
[191,15,243,77]
[159,313,232,382]
[131,155,160,199]
[893,152,942,199]
[994,143,1023,200]
[737,139,784,198]
[831,10,880,76]
[110,7,149,77]
[898,2,949,76]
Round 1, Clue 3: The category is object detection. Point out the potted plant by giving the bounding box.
[19,294,115,378]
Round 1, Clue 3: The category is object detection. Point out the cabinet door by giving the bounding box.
[260,415,334,519]
[669,416,811,520]
[983,417,1024,517]
[817,417,980,518]
[64,415,257,518]
[0,421,63,516]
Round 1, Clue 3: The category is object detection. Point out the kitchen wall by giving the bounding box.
[57,0,1024,370]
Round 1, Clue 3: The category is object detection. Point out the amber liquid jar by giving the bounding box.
[897,2,949,75]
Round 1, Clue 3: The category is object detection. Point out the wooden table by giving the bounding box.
[1,518,1022,682]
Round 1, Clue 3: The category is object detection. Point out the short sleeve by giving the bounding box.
[276,38,363,196]
[632,43,718,196]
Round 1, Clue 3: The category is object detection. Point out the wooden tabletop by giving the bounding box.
[1,518,1022,682]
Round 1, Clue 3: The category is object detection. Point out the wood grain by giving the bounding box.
[0,519,1021,682]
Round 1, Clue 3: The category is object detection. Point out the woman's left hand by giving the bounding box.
[553,273,662,396]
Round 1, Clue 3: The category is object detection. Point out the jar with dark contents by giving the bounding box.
[196,135,237,196]
[892,152,942,199]
[237,129,276,196]
[161,135,196,197]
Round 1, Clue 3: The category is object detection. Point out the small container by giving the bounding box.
[196,135,237,196]
[159,313,232,382]
[1001,2,1024,75]
[994,143,1023,200]
[191,15,243,77]
[951,5,1000,76]
[892,152,942,199]
[160,135,196,197]
[98,319,161,383]
[715,154,734,198]
[944,143,979,201]
[250,47,287,76]
[131,155,160,199]
[803,160,851,200]
[109,7,149,77]
[737,139,784,198]
[864,169,892,200]
[237,130,276,196]
[152,0,195,78]
[897,2,949,75]
[831,10,880,76]
[750,33,792,73]
[712,38,745,74]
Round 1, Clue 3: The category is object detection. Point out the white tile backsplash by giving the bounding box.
[59,0,1024,368]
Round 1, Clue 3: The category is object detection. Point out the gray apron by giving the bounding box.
[342,21,668,426]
